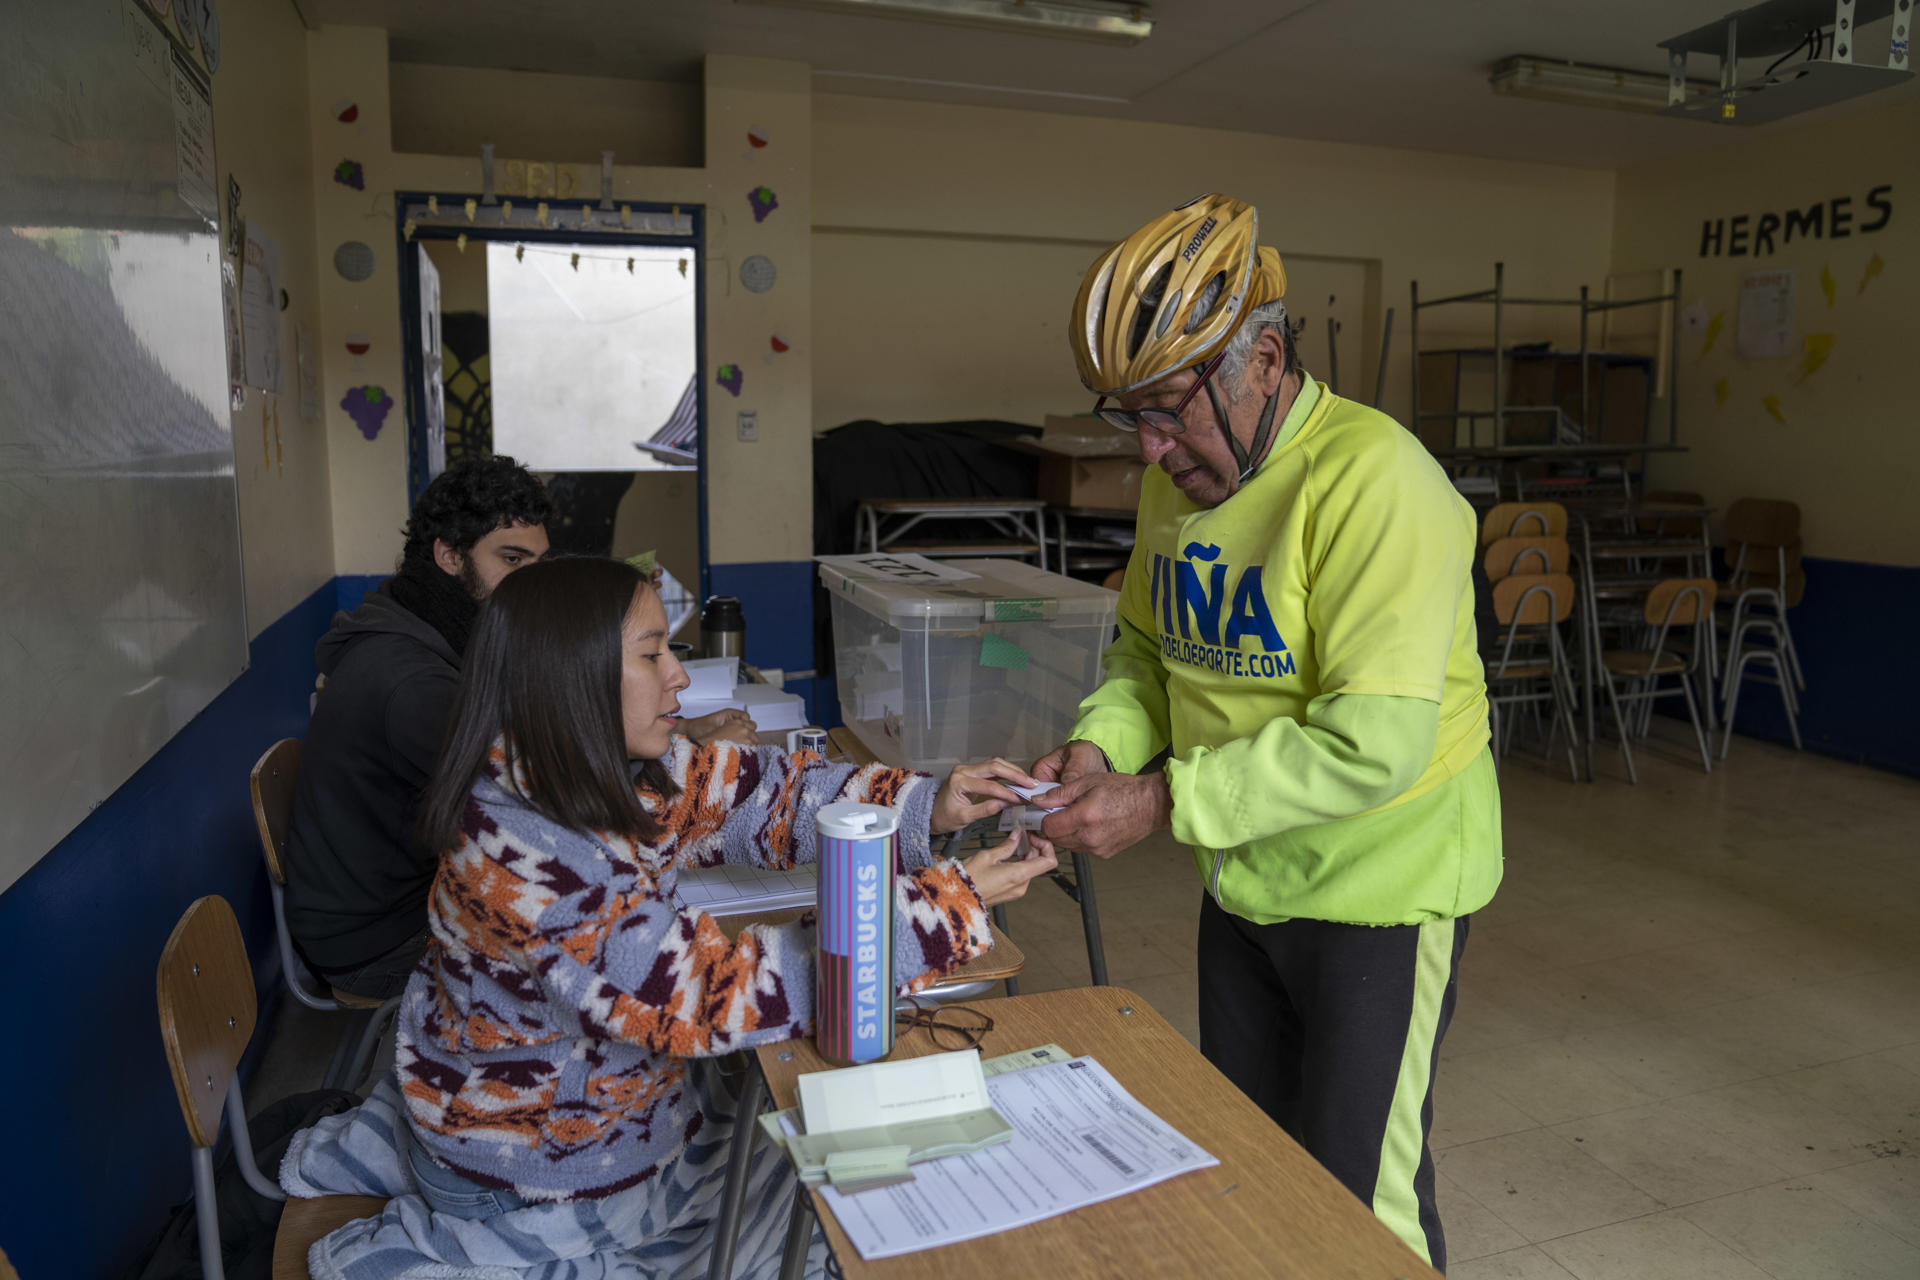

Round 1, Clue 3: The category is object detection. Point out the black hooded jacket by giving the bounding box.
[283,584,461,975]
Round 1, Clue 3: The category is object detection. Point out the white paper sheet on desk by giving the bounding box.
[795,1056,1218,1260]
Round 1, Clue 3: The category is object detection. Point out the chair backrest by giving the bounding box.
[1484,535,1569,581]
[1725,536,1803,579]
[1723,497,1800,548]
[1480,501,1566,545]
[250,739,301,887]
[1637,490,1706,535]
[1643,578,1717,627]
[1492,572,1574,626]
[156,896,257,1150]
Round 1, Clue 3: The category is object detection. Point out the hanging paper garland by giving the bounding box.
[770,334,790,354]
[747,126,770,149]
[717,364,744,397]
[331,98,359,124]
[332,159,365,191]
[748,186,779,223]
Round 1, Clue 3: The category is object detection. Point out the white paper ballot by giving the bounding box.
[1008,782,1061,805]
[802,1056,1218,1260]
[799,1051,991,1134]
[680,657,738,701]
[999,780,1064,832]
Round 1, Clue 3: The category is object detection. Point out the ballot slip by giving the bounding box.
[786,1055,1219,1260]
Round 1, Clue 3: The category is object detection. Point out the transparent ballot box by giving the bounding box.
[817,556,1120,770]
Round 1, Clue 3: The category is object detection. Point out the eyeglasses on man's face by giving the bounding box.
[1092,352,1226,436]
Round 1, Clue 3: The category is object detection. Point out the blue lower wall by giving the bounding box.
[709,559,824,723]
[0,580,336,1279]
[1720,555,1919,776]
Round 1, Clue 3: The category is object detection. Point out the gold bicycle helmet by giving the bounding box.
[1070,194,1289,397]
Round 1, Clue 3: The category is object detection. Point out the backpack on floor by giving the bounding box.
[126,1088,361,1280]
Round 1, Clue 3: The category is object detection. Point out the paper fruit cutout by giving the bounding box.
[333,159,365,190]
[747,126,770,148]
[717,364,744,397]
[740,254,776,293]
[748,185,779,222]
[770,333,790,354]
[332,240,374,281]
[332,99,359,123]
[342,385,394,440]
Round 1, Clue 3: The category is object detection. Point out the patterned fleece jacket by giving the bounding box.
[395,737,993,1202]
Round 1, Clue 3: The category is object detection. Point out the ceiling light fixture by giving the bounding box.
[1489,55,1715,114]
[736,0,1153,46]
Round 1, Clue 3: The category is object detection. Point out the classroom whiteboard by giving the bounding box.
[0,0,249,890]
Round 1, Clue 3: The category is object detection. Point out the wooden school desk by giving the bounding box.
[756,987,1439,1280]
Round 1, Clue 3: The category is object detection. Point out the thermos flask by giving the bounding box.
[700,595,745,659]
[814,802,897,1064]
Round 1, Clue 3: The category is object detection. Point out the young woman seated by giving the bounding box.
[393,556,1056,1246]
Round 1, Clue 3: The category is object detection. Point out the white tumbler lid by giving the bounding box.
[816,802,900,840]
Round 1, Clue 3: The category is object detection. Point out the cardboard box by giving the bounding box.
[1010,415,1145,511]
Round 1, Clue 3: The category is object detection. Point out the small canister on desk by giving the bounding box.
[814,801,898,1065]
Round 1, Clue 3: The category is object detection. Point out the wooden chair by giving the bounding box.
[157,896,387,1279]
[1485,573,1580,782]
[1598,579,1717,782]
[251,741,399,1091]
[1482,535,1569,582]
[1479,500,1566,545]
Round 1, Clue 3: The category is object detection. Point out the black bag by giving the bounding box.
[127,1088,361,1280]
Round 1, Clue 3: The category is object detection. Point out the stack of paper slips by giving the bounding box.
[998,780,1063,833]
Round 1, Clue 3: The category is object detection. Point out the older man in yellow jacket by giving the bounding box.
[1036,195,1502,1272]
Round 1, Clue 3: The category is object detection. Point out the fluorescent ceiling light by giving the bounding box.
[1489,55,1714,113]
[736,0,1153,46]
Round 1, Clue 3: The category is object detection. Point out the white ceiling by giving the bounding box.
[301,0,1914,169]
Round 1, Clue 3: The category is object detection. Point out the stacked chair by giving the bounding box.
[1479,518,1579,781]
[1598,579,1718,782]
[1717,498,1806,758]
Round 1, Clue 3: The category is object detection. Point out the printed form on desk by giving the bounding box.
[786,1056,1218,1259]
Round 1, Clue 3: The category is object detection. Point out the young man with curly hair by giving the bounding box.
[285,457,554,999]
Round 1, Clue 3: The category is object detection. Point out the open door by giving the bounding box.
[417,242,446,479]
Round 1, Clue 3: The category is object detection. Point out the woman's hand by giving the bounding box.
[962,833,1058,907]
[681,708,758,747]
[931,757,1035,834]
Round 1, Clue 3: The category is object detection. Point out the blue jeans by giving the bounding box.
[405,1126,531,1220]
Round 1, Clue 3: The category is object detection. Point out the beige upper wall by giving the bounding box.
[389,63,701,169]
[216,0,333,635]
[1611,95,1919,567]
[811,94,1619,433]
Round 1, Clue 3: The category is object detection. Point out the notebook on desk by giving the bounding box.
[677,862,817,915]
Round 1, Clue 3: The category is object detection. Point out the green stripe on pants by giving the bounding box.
[1370,916,1456,1264]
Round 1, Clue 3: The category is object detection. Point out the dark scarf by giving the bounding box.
[387,553,479,660]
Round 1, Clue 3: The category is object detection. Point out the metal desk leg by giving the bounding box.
[706,1058,769,1280]
[989,903,1018,996]
[778,1183,818,1280]
[1071,851,1109,987]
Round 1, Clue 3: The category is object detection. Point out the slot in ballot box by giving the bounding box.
[817,556,1119,770]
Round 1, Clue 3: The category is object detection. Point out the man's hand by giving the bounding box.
[931,757,1036,834]
[1030,739,1112,786]
[1038,771,1172,860]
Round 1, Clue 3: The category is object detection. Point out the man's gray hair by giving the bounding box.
[1219,298,1295,401]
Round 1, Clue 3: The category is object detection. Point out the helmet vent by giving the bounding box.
[1154,288,1183,340]
[1185,272,1227,334]
[1128,262,1174,359]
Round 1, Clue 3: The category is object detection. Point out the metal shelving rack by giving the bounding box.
[1410,261,1684,458]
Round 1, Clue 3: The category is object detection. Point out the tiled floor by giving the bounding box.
[255,727,1920,1278]
[1000,729,1920,1279]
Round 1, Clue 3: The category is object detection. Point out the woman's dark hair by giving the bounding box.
[400,455,554,570]
[419,556,677,852]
